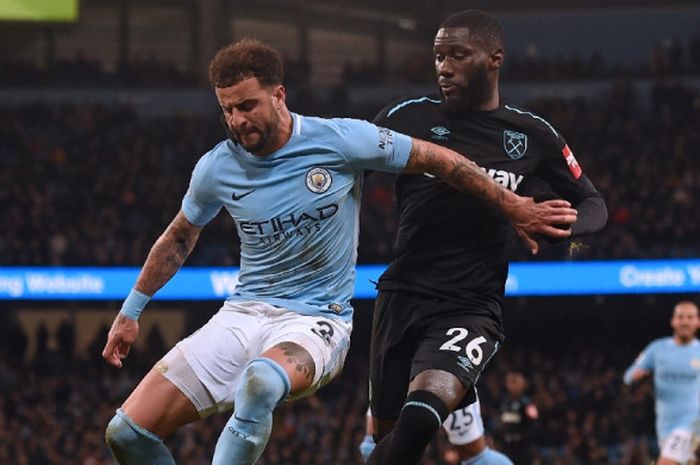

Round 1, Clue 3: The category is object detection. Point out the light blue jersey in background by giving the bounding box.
[182,113,412,323]
[624,337,700,440]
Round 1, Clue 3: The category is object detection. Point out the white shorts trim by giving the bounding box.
[166,301,351,415]
[660,428,695,464]
[443,397,485,445]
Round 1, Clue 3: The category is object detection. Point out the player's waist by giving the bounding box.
[377,276,503,311]
[226,294,353,323]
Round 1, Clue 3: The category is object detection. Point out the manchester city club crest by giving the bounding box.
[503,130,528,159]
[306,167,332,193]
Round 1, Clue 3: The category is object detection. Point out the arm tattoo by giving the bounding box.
[134,212,201,295]
[277,341,316,383]
[406,138,510,210]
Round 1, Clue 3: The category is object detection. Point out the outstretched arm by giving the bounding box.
[404,137,577,254]
[102,210,202,368]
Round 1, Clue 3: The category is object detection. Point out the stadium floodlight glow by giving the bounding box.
[0,0,77,22]
[0,259,699,300]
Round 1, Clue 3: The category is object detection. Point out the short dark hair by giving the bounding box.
[208,38,284,88]
[439,10,504,51]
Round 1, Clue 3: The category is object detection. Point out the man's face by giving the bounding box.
[671,302,699,342]
[215,77,285,155]
[433,27,500,114]
[505,372,525,396]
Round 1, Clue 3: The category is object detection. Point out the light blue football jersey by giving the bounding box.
[182,113,411,322]
[624,337,700,439]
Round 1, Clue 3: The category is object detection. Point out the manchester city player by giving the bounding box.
[624,301,700,465]
[100,39,576,465]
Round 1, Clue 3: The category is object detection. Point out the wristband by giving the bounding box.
[119,288,151,320]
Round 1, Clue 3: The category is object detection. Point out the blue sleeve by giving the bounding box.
[334,118,412,172]
[181,152,223,227]
[623,341,656,385]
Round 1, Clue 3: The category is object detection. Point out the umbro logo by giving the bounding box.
[457,356,473,372]
[231,189,255,201]
[430,126,450,141]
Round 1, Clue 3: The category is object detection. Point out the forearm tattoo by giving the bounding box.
[409,139,507,208]
[278,341,316,383]
[135,214,199,294]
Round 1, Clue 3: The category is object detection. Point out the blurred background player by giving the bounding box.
[365,10,606,465]
[624,301,700,465]
[495,371,539,465]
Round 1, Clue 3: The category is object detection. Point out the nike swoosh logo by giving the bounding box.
[231,189,256,201]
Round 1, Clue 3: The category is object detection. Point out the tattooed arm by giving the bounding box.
[404,138,578,254]
[133,210,202,295]
[103,210,202,368]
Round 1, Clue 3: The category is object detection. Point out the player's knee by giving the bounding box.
[105,409,162,457]
[236,358,290,412]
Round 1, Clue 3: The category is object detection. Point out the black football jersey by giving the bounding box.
[373,94,604,308]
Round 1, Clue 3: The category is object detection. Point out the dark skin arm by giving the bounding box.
[102,211,202,368]
[404,138,578,254]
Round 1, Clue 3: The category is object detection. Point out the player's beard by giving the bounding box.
[440,64,491,115]
[236,113,279,154]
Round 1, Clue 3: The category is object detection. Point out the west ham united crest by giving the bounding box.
[503,130,528,159]
[306,167,332,193]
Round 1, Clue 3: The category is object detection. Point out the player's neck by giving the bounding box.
[673,334,695,345]
[478,86,500,112]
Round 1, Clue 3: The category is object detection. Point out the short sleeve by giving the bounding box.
[334,118,412,172]
[634,341,657,371]
[181,152,223,226]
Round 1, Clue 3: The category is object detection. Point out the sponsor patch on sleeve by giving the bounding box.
[377,127,394,151]
[561,144,582,179]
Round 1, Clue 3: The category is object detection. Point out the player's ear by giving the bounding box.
[271,85,286,109]
[490,47,504,69]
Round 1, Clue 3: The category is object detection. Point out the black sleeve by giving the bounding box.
[567,175,608,236]
[536,138,607,237]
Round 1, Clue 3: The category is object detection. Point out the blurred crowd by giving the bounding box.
[2,80,699,266]
[2,33,700,88]
[0,300,663,465]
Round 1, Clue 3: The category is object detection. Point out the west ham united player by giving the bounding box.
[624,301,700,465]
[100,39,577,465]
[364,10,607,465]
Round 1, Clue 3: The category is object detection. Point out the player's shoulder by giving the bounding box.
[375,93,442,123]
[192,139,234,175]
[296,113,366,139]
[650,337,675,350]
[499,103,562,147]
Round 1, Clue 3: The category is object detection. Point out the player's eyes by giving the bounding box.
[434,53,445,62]
[237,101,256,112]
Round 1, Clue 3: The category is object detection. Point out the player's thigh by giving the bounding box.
[410,309,502,409]
[261,311,352,398]
[121,367,200,438]
[660,428,694,465]
[369,290,418,422]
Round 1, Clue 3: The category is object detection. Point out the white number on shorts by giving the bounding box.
[311,321,334,347]
[465,336,487,365]
[439,327,469,352]
[449,407,474,433]
[439,328,488,365]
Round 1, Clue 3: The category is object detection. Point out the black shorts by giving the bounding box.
[369,289,504,420]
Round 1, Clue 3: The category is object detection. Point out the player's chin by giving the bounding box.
[240,134,264,152]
